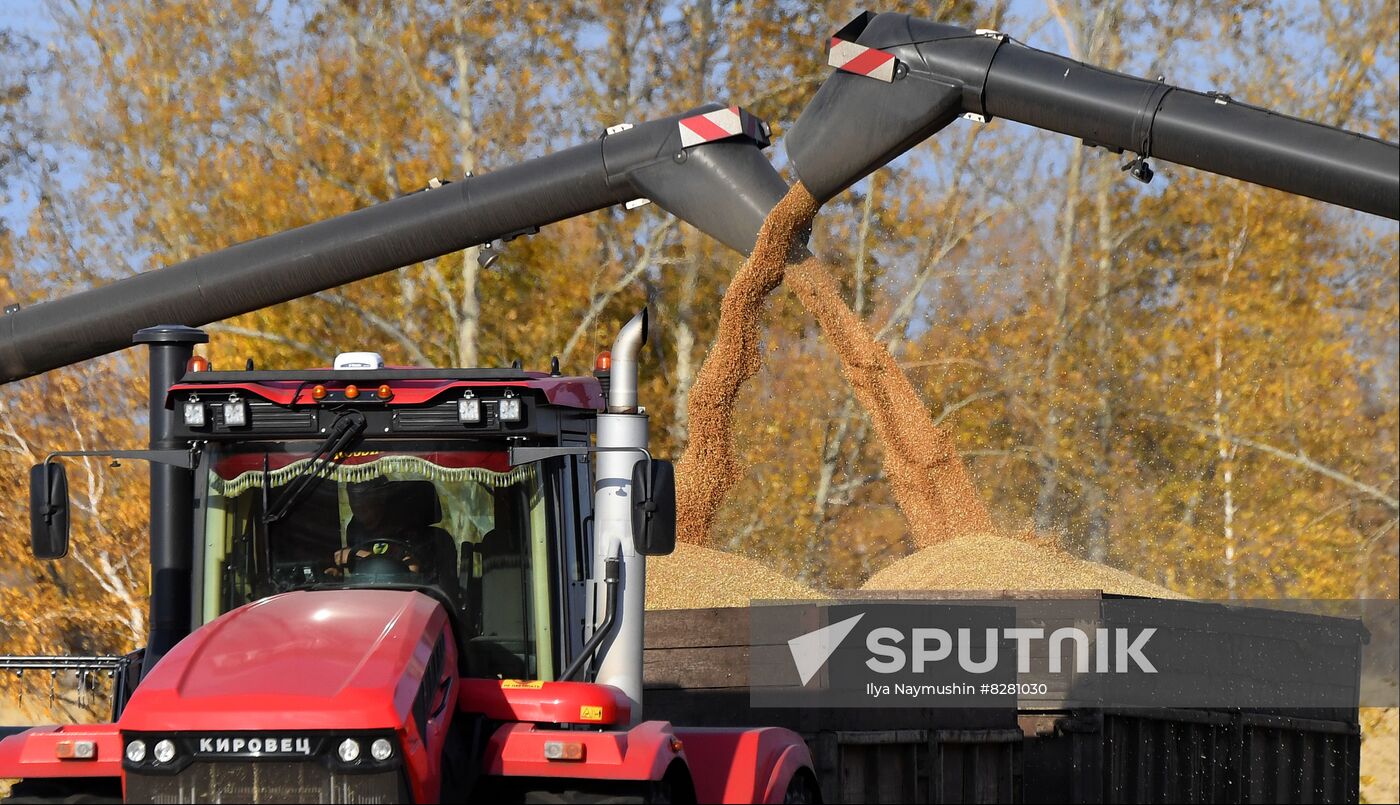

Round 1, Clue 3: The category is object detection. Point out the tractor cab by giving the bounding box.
[7,317,707,804]
[170,355,607,682]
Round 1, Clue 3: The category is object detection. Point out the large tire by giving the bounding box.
[2,779,122,804]
[516,783,655,804]
[498,778,680,804]
[483,760,694,804]
[781,770,822,805]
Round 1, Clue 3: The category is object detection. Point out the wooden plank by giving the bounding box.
[643,645,802,689]
[644,604,825,649]
[813,731,840,805]
[644,645,752,689]
[835,730,930,745]
[643,607,751,649]
[643,688,813,731]
[643,685,1016,733]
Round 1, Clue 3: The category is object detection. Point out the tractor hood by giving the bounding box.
[119,590,451,733]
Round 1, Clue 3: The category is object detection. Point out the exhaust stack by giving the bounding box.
[592,309,651,720]
[606,309,647,413]
[786,12,1399,219]
[1,104,789,384]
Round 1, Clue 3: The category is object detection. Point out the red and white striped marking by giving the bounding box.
[678,106,764,148]
[828,37,897,82]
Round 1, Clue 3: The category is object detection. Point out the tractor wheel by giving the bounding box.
[781,770,822,805]
[512,778,684,804]
[1,779,122,804]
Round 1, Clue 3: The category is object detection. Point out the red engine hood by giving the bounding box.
[120,590,449,733]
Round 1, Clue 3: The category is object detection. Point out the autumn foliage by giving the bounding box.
[0,0,1395,722]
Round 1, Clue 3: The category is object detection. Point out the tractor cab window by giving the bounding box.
[199,441,554,680]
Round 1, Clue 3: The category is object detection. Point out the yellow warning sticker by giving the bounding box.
[501,680,545,689]
[580,705,604,722]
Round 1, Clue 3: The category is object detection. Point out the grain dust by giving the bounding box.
[861,532,1180,598]
[785,256,994,546]
[675,183,819,545]
[646,543,824,609]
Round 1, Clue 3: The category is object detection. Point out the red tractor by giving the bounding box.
[1,103,815,802]
[4,311,820,803]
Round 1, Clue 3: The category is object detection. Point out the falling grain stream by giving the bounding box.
[676,182,992,549]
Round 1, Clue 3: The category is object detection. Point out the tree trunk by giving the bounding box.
[1032,143,1083,536]
[453,10,480,367]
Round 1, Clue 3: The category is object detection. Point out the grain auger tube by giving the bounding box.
[786,11,1399,219]
[0,103,788,384]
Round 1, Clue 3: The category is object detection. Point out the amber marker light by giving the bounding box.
[311,384,328,400]
[54,740,97,760]
[344,385,360,400]
[376,384,393,399]
[186,355,209,373]
[594,350,612,372]
[542,740,586,762]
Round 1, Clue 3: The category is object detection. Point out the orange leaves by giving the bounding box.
[0,1,1391,634]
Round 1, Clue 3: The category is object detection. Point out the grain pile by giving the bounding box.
[675,183,819,545]
[861,532,1180,597]
[645,543,824,609]
[785,257,993,545]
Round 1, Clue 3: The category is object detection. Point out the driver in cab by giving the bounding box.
[329,478,459,599]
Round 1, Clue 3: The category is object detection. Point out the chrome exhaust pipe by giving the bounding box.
[607,308,648,413]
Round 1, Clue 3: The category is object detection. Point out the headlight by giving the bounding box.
[337,738,361,762]
[370,738,394,761]
[458,396,481,423]
[153,739,176,764]
[222,396,248,427]
[125,740,147,763]
[182,399,206,427]
[498,397,522,422]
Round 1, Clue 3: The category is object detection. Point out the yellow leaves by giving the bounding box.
[0,0,1390,631]
[0,359,150,691]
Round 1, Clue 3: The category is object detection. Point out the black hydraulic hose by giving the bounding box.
[786,12,1399,219]
[0,104,788,384]
[559,557,620,682]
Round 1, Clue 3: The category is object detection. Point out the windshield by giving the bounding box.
[199,440,554,679]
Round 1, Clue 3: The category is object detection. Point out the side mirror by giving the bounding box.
[30,461,70,560]
[631,459,676,556]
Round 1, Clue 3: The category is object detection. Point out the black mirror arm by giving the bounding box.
[43,447,198,471]
[508,445,652,484]
[39,448,199,518]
